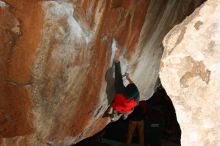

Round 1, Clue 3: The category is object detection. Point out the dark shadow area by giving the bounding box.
[73,86,181,146]
[145,86,181,146]
[105,66,115,104]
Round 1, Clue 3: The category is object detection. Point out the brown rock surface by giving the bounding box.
[0,0,43,138]
[0,0,205,145]
[160,0,220,145]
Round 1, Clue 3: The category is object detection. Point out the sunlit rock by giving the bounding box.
[160,0,220,145]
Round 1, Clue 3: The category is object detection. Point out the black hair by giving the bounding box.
[124,83,139,100]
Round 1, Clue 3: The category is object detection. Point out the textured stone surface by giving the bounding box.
[0,0,38,138]
[160,0,220,145]
[0,0,204,145]
[131,0,206,99]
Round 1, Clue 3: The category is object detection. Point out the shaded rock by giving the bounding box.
[160,0,220,145]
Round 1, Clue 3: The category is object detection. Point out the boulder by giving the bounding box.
[160,0,220,145]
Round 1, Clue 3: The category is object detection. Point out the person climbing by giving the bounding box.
[108,48,140,122]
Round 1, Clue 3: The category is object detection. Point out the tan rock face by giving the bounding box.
[160,0,220,145]
[0,0,204,145]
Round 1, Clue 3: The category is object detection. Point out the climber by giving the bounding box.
[108,48,140,122]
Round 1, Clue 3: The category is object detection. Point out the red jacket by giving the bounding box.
[112,93,137,113]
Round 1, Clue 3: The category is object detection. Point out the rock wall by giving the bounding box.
[0,0,204,145]
[0,0,43,140]
[160,0,220,145]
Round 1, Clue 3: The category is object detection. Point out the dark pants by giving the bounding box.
[126,120,145,146]
[115,62,125,94]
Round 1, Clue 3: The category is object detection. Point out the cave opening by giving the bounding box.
[73,86,181,146]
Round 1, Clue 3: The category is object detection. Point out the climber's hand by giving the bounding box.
[126,73,133,83]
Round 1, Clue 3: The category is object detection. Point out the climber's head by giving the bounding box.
[124,83,139,99]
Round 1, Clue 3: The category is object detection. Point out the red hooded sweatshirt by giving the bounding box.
[112,93,137,113]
